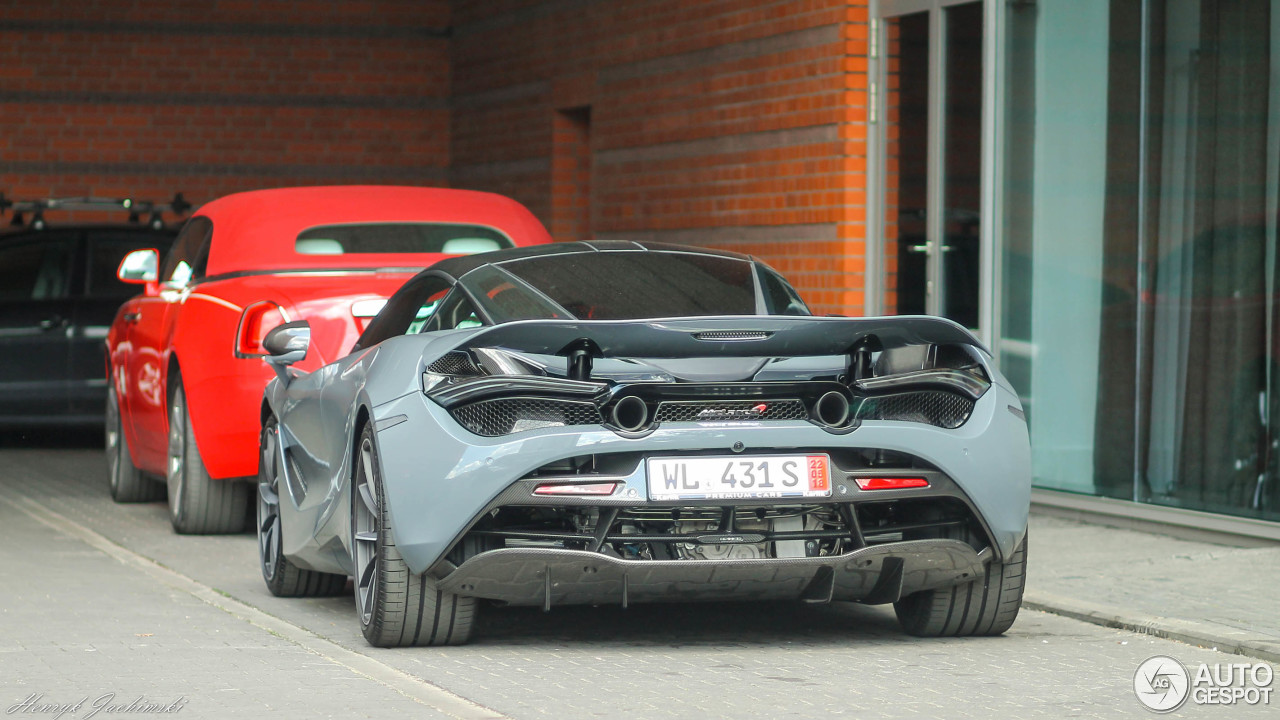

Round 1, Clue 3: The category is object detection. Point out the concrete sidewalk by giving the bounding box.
[0,490,475,720]
[1024,513,1280,663]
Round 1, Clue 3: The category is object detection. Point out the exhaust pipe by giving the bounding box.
[813,391,850,427]
[610,396,650,432]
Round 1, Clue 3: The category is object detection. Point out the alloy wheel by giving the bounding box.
[258,425,282,581]
[353,436,380,627]
[167,390,185,517]
[105,389,121,493]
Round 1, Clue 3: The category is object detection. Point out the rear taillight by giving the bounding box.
[235,301,288,357]
[351,298,387,333]
[854,477,930,490]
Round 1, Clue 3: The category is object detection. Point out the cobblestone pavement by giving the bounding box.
[1,444,1276,719]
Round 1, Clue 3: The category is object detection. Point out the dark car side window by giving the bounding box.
[160,217,213,287]
[419,288,484,333]
[758,266,811,316]
[353,274,454,351]
[0,235,75,301]
[458,265,567,323]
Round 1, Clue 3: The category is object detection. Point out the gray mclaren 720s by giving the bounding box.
[252,241,1030,647]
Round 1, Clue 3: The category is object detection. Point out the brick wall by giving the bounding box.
[3,1,875,315]
[0,0,450,221]
[451,0,873,316]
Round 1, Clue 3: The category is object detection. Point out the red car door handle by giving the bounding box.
[123,312,142,324]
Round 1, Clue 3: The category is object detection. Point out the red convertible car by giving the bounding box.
[106,186,552,533]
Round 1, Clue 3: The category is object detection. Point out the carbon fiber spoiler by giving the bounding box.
[453,315,987,359]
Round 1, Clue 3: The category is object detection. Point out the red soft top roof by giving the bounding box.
[198,186,552,276]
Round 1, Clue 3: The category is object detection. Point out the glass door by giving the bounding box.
[878,0,986,330]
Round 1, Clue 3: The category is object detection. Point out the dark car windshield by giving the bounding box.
[463,251,759,321]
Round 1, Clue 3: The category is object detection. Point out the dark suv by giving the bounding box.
[0,196,183,426]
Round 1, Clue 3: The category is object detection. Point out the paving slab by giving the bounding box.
[1026,514,1280,662]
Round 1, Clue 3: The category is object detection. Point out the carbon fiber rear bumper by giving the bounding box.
[436,538,990,607]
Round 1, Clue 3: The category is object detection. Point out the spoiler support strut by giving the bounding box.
[559,338,602,381]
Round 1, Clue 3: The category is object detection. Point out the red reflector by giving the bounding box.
[532,482,618,496]
[854,477,930,490]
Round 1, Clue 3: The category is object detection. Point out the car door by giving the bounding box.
[0,231,79,422]
[122,218,211,466]
[71,229,176,420]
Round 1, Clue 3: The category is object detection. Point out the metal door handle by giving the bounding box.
[123,312,142,324]
[907,243,955,253]
[39,315,67,330]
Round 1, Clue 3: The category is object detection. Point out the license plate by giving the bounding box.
[646,455,832,501]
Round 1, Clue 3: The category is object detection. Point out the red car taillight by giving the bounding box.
[235,301,288,357]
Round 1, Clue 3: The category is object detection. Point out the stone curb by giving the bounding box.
[1024,591,1280,665]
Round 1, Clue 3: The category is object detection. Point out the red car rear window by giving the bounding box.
[295,223,514,256]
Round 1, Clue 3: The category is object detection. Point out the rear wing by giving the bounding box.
[424,315,994,421]
[451,315,987,360]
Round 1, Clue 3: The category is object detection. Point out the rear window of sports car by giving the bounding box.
[295,223,514,256]
[483,251,758,320]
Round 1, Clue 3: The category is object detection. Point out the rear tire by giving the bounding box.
[166,380,250,534]
[894,530,1027,637]
[106,386,165,503]
[258,417,347,597]
[352,422,475,647]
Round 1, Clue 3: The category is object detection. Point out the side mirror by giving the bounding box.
[117,248,159,284]
[263,320,310,387]
[263,320,310,367]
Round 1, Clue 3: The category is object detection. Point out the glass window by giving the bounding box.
[407,288,450,334]
[0,235,74,301]
[295,223,513,255]
[492,252,758,320]
[758,266,811,316]
[999,0,1280,521]
[161,217,213,286]
[457,265,569,324]
[87,231,174,298]
[353,274,453,349]
[422,289,484,332]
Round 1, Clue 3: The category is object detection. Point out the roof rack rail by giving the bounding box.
[0,192,193,230]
